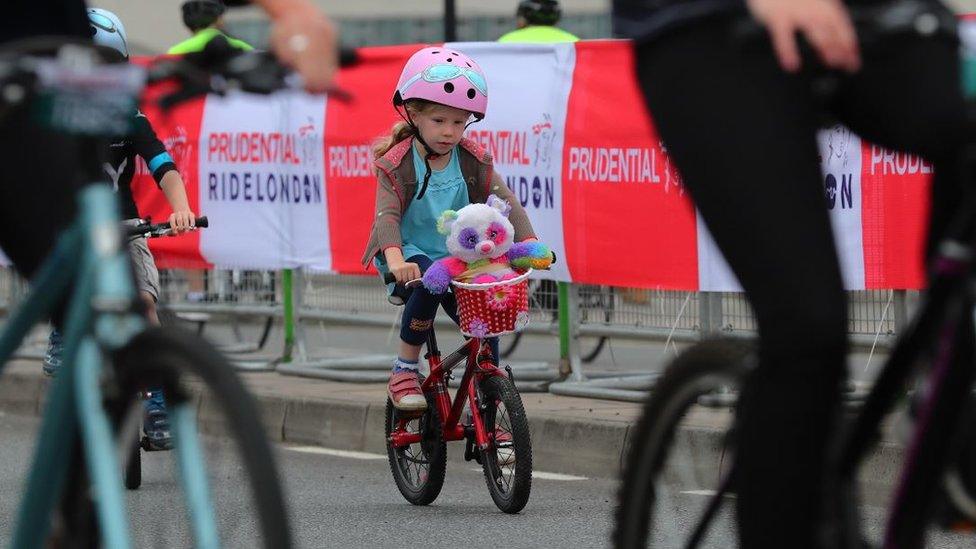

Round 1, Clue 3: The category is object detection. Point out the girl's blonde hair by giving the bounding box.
[372,100,439,160]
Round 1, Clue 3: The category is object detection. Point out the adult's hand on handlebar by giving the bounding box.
[747,0,860,74]
[269,8,338,93]
[390,261,422,285]
[168,209,197,235]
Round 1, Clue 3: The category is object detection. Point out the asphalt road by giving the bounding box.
[0,412,969,548]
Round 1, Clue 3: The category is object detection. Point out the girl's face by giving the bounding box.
[412,104,472,156]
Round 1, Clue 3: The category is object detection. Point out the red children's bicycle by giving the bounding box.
[383,270,537,514]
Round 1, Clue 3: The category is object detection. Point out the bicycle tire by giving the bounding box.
[123,431,141,490]
[479,375,533,513]
[500,279,553,359]
[51,439,100,548]
[499,331,523,359]
[385,390,447,506]
[614,339,752,548]
[580,285,614,364]
[581,336,608,364]
[111,327,293,548]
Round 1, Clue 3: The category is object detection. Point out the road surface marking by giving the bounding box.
[284,445,385,460]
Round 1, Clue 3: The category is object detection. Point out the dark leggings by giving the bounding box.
[396,255,499,361]
[635,10,973,548]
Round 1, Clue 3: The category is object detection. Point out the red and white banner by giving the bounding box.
[455,41,576,282]
[696,125,868,292]
[131,36,962,290]
[562,41,699,290]
[198,92,331,269]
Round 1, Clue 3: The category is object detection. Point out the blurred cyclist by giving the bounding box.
[169,0,253,55]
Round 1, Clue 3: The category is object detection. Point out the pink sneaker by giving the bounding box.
[387,370,427,411]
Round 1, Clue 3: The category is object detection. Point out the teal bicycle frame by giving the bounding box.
[0,185,220,548]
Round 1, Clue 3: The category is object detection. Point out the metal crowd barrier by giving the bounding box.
[156,268,283,370]
[0,266,915,401]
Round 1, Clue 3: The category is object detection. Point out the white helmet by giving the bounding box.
[87,8,129,60]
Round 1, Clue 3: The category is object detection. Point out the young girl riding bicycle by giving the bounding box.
[362,46,540,411]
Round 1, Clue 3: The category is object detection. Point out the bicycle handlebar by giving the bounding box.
[0,36,360,114]
[125,216,208,238]
[147,38,359,110]
[382,251,558,286]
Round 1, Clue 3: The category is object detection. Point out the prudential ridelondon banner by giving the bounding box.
[197,91,332,270]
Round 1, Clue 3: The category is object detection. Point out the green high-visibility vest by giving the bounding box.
[498,25,579,43]
[168,27,253,54]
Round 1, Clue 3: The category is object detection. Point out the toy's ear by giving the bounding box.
[486,194,512,218]
[436,210,458,235]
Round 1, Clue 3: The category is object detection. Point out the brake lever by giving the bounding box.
[404,279,424,289]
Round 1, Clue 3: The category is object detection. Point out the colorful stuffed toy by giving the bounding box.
[422,194,553,294]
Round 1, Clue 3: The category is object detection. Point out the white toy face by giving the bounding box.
[443,200,515,264]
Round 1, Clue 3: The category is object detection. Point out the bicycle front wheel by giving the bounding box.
[614,339,751,549]
[111,327,292,548]
[479,375,532,513]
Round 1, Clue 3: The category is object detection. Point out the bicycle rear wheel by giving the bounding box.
[111,327,292,548]
[479,375,532,513]
[614,339,751,548]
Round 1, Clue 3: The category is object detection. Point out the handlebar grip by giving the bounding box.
[156,216,208,230]
[550,251,557,264]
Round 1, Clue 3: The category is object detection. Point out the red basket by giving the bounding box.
[451,270,532,338]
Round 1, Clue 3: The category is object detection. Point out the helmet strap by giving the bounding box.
[395,104,444,200]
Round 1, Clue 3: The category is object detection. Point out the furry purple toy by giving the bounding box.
[422,195,553,294]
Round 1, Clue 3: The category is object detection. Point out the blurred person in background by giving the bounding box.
[613,0,973,546]
[499,0,579,43]
[169,0,253,54]
[0,0,336,445]
[169,1,254,304]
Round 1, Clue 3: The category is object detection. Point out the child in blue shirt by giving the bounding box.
[362,47,538,411]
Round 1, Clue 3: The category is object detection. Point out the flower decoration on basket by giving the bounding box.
[467,317,490,339]
[487,283,515,310]
[421,194,553,294]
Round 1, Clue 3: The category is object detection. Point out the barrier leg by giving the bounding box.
[559,282,584,382]
[699,291,723,339]
[282,268,295,363]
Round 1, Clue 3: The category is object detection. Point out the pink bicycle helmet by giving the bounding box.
[394,46,489,119]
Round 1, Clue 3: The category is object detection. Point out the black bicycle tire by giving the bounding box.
[123,432,141,490]
[499,331,523,359]
[256,315,274,350]
[479,375,533,513]
[613,339,752,549]
[501,279,552,359]
[112,327,292,548]
[51,438,100,547]
[580,335,609,364]
[385,392,447,506]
